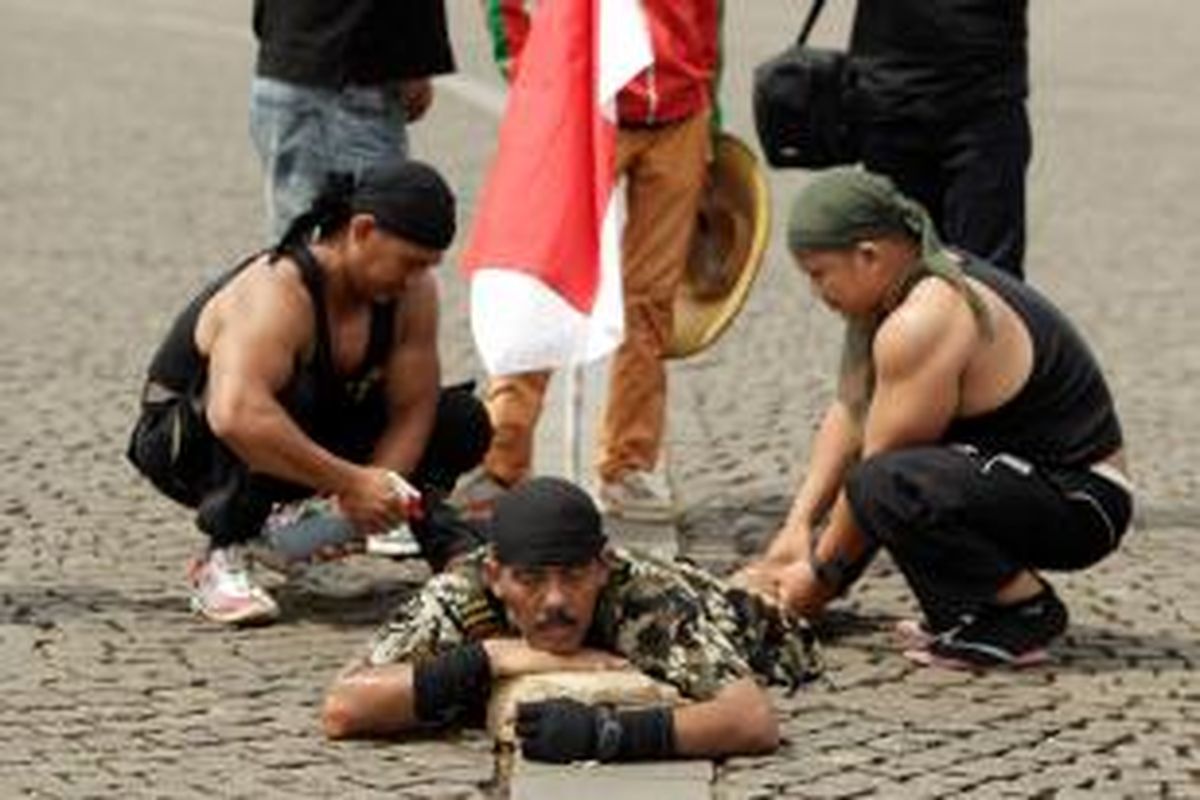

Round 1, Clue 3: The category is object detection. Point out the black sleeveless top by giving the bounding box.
[942,260,1123,467]
[146,244,396,460]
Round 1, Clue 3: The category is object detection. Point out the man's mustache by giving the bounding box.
[534,607,578,631]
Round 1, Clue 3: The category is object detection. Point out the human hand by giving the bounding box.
[727,560,782,605]
[482,638,628,679]
[386,471,424,521]
[776,560,837,618]
[516,698,603,763]
[336,466,409,534]
[400,78,434,122]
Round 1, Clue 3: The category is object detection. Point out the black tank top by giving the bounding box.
[146,244,396,450]
[942,259,1122,467]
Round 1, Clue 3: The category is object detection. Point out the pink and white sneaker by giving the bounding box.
[188,546,280,626]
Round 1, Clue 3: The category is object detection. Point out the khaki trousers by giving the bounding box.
[483,111,711,484]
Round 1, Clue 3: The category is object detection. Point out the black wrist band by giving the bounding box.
[413,642,493,725]
[614,706,675,761]
[593,705,624,762]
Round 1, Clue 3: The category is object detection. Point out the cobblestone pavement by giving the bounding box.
[1,0,1197,797]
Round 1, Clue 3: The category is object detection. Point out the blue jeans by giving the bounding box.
[249,76,410,242]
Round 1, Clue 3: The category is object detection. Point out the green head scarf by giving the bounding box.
[787,167,991,421]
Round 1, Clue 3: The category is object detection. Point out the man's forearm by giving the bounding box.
[323,662,420,739]
[211,394,361,495]
[672,678,778,758]
[774,403,862,553]
[372,398,437,478]
[810,494,873,583]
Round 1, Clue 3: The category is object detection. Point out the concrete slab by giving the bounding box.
[512,758,713,800]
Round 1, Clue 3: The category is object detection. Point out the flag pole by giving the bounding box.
[564,365,585,483]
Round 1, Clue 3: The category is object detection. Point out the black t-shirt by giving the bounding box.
[850,0,1028,123]
[254,0,455,88]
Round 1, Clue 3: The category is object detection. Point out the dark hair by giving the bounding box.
[271,172,356,257]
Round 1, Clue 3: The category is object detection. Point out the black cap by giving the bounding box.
[490,477,606,566]
[352,160,457,250]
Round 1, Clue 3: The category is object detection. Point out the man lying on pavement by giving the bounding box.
[322,477,822,762]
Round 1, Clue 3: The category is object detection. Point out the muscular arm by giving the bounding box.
[861,281,976,456]
[764,400,862,564]
[372,272,441,477]
[672,677,778,757]
[777,282,980,614]
[203,268,361,496]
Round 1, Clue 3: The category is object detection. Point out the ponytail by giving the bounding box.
[270,172,356,259]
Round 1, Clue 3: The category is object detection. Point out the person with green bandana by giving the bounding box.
[736,168,1134,670]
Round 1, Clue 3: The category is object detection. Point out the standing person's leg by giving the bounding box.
[597,113,710,517]
[846,446,1130,665]
[449,371,550,519]
[940,101,1032,278]
[479,371,552,487]
[249,77,333,242]
[329,81,410,179]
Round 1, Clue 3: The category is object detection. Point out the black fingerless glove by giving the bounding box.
[413,642,493,726]
[516,698,675,763]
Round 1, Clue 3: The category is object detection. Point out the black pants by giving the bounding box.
[129,384,491,567]
[845,445,1132,631]
[859,101,1031,278]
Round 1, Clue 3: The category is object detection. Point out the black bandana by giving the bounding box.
[353,160,457,250]
[490,477,607,566]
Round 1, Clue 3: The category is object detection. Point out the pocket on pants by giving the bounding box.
[127,402,210,507]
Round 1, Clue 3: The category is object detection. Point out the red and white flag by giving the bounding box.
[461,0,653,376]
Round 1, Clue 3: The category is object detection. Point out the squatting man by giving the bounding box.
[738,168,1134,669]
[127,162,491,625]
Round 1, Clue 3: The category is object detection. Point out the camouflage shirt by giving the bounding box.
[366,547,823,700]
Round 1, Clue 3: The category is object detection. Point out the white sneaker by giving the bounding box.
[188,546,279,626]
[366,523,422,558]
[597,470,677,523]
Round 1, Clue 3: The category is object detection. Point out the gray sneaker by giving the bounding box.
[250,498,359,574]
[597,470,676,523]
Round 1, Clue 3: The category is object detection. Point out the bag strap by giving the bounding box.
[795,0,828,46]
